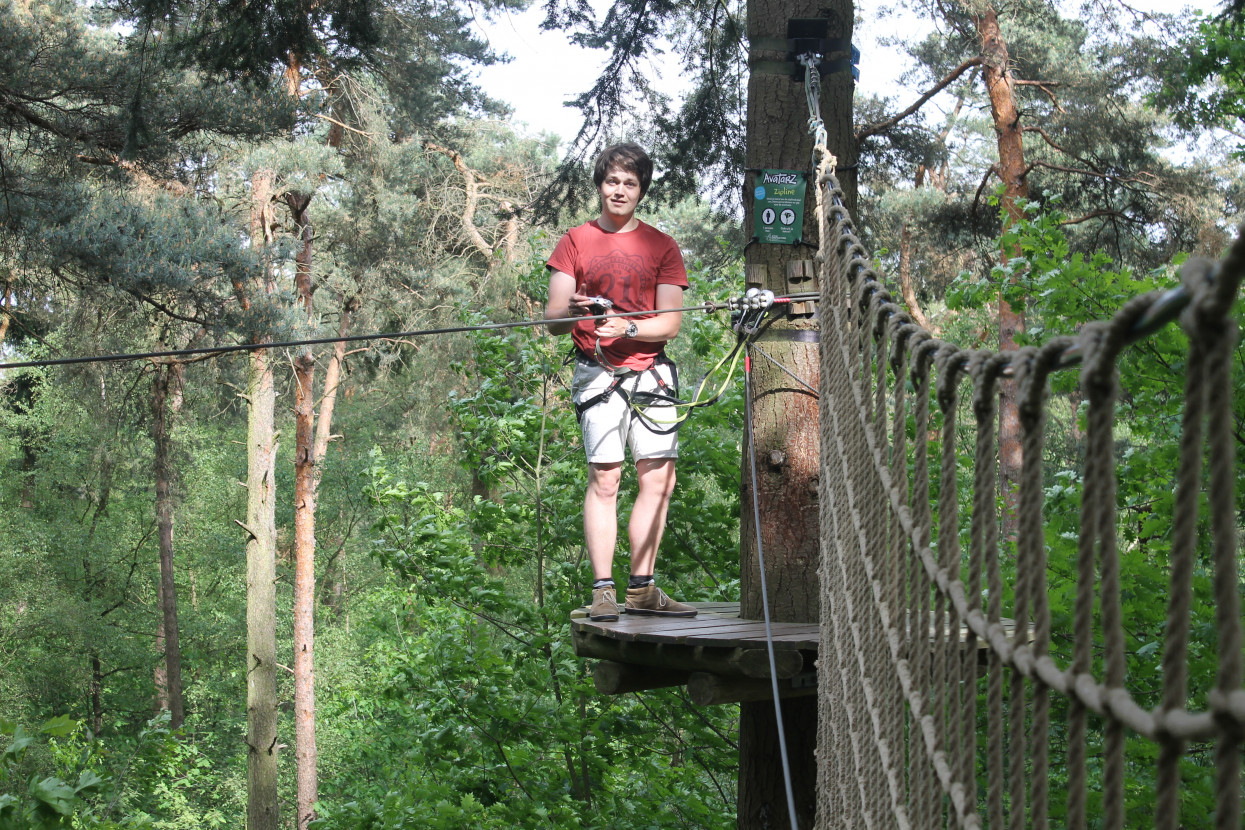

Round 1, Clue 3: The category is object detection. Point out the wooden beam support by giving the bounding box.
[687,671,818,706]
[745,263,768,290]
[785,259,817,315]
[593,661,691,695]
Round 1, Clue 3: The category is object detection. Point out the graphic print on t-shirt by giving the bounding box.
[586,248,651,305]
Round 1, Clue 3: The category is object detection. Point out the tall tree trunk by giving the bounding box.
[154,576,168,714]
[245,346,279,830]
[975,6,1028,538]
[740,0,854,826]
[245,169,280,830]
[91,653,104,735]
[315,298,356,614]
[0,280,11,350]
[898,219,934,331]
[19,442,35,509]
[151,361,186,728]
[85,450,112,736]
[285,190,320,830]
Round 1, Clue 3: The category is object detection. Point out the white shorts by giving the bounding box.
[571,357,679,465]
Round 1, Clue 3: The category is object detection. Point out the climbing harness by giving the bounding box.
[571,348,681,436]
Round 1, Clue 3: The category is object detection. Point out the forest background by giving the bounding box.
[0,0,1242,827]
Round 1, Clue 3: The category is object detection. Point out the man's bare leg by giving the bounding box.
[585,461,623,580]
[628,458,676,576]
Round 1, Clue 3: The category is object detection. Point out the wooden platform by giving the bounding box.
[571,601,1029,706]
[571,601,820,705]
[571,601,817,649]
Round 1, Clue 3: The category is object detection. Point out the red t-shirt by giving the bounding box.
[547,219,688,370]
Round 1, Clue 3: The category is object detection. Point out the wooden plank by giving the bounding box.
[573,619,816,649]
[573,619,772,640]
[732,629,821,642]
[575,628,814,654]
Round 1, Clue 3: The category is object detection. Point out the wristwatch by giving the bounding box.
[624,322,639,338]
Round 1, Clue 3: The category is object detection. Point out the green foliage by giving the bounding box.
[1153,14,1245,158]
[947,199,1240,823]
[0,712,237,830]
[946,193,1173,342]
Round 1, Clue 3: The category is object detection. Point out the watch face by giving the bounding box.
[626,323,638,338]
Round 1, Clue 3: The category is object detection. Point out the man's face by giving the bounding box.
[597,166,642,220]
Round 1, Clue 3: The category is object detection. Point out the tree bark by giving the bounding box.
[740,0,855,826]
[151,361,185,728]
[975,6,1027,538]
[245,168,280,830]
[91,652,103,735]
[85,451,112,736]
[898,219,934,331]
[314,298,355,614]
[154,579,168,714]
[285,190,320,830]
[0,281,11,350]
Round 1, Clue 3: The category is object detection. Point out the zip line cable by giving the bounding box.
[0,294,820,372]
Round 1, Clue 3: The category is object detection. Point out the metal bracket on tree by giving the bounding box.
[747,18,859,82]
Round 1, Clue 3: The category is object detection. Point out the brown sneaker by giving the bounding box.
[624,584,697,617]
[589,586,620,621]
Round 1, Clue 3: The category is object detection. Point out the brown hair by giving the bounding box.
[592,143,653,197]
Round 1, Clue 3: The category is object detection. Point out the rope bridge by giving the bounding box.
[811,164,1245,828]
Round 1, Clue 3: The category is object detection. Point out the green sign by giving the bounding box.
[752,169,807,245]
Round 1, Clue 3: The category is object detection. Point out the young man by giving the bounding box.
[544,143,698,622]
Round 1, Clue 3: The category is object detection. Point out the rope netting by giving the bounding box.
[811,164,1245,828]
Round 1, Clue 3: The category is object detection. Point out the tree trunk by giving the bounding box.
[975,6,1028,538]
[91,652,103,735]
[314,298,355,613]
[19,443,35,509]
[285,190,320,830]
[898,219,934,331]
[245,345,279,830]
[245,168,280,830]
[0,281,11,350]
[740,0,854,826]
[85,451,112,736]
[151,362,186,728]
[154,578,168,714]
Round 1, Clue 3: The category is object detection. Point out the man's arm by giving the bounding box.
[545,269,594,335]
[592,283,684,341]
